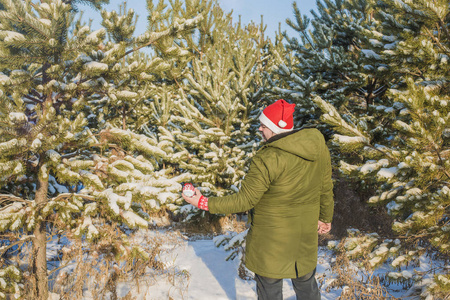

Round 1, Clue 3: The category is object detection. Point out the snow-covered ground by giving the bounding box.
[47,229,447,299]
[47,229,341,299]
[109,230,341,300]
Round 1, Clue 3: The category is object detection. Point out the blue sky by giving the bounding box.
[78,0,318,39]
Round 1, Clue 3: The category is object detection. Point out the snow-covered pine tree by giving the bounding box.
[0,0,202,298]
[273,0,449,297]
[349,1,449,297]
[95,0,222,218]
[161,1,270,203]
[257,16,300,114]
[268,0,393,132]
[76,0,207,218]
[91,0,202,131]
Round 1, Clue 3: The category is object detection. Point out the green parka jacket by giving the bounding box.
[209,128,334,279]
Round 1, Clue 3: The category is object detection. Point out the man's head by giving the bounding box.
[259,99,295,141]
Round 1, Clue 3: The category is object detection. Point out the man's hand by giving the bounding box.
[318,220,331,234]
[182,188,203,208]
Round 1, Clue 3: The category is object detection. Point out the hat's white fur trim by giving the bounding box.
[259,112,293,135]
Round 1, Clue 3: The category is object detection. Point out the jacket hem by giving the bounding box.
[247,264,317,279]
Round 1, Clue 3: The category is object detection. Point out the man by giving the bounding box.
[182,99,334,299]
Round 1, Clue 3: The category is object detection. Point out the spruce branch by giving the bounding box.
[0,194,32,205]
[29,88,42,99]
[61,150,81,159]
[424,27,450,55]
[9,8,52,42]
[123,23,192,58]
[437,17,450,43]
[123,35,162,57]
[24,94,43,104]
[0,235,34,256]
[435,148,450,180]
[46,260,73,276]
[0,55,48,64]
[49,193,95,202]
[32,193,97,211]
[366,144,399,163]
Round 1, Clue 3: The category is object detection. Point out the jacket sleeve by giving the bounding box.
[319,144,334,223]
[208,155,270,215]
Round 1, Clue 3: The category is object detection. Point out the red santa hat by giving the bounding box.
[259,99,295,134]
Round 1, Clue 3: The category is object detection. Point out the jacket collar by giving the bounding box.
[265,125,316,144]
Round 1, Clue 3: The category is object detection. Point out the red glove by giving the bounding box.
[198,195,209,211]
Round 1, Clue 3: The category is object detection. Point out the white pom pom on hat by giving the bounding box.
[259,99,295,134]
[278,120,287,128]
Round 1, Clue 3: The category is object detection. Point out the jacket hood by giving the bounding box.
[263,127,324,161]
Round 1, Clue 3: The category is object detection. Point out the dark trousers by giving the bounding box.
[255,268,320,300]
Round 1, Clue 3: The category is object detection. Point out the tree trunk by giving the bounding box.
[33,175,49,300]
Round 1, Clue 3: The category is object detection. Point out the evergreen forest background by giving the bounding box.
[0,0,448,299]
